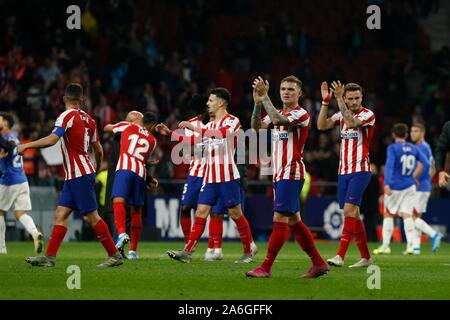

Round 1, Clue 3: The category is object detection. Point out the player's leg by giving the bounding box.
[127,205,142,259]
[84,210,123,267]
[328,174,351,265]
[167,182,217,263]
[11,182,42,253]
[205,196,226,260]
[127,173,146,259]
[223,180,255,262]
[412,211,422,254]
[26,205,72,267]
[288,212,329,278]
[413,192,442,252]
[180,176,202,243]
[111,170,133,250]
[400,186,417,255]
[0,210,7,253]
[374,212,394,254]
[247,211,289,277]
[0,184,18,253]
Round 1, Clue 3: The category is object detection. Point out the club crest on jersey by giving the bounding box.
[272,131,289,141]
[341,130,358,139]
[139,128,149,136]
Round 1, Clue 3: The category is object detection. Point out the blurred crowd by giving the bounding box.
[0,0,448,197]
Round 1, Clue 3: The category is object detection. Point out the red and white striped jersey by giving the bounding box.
[54,108,97,181]
[112,122,157,179]
[263,106,310,182]
[186,117,206,178]
[203,114,241,183]
[331,107,375,175]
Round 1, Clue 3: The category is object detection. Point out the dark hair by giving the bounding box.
[393,123,409,138]
[143,112,157,126]
[0,112,14,129]
[189,94,208,116]
[280,75,302,89]
[209,88,231,106]
[412,123,425,132]
[65,83,83,102]
[344,83,363,96]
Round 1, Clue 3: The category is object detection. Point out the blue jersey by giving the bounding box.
[384,141,428,191]
[415,141,433,192]
[0,132,28,186]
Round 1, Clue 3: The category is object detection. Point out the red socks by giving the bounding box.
[208,216,223,249]
[46,224,67,257]
[130,209,142,252]
[185,217,207,253]
[180,216,192,244]
[290,220,326,266]
[337,216,356,259]
[355,219,371,259]
[113,202,127,235]
[261,222,288,272]
[233,215,253,254]
[94,219,118,256]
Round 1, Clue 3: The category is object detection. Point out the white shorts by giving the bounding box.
[384,185,416,216]
[412,191,431,214]
[0,182,32,212]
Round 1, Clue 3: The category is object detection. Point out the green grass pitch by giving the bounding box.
[1,241,449,300]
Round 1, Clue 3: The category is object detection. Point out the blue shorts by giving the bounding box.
[180,176,203,208]
[273,179,304,214]
[212,188,246,215]
[338,172,372,209]
[111,170,146,206]
[59,173,97,215]
[198,180,241,209]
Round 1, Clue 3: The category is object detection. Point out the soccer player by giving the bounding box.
[246,75,329,279]
[18,83,123,267]
[0,112,43,254]
[435,121,450,188]
[374,123,429,255]
[178,110,207,245]
[317,81,375,268]
[104,112,158,260]
[157,88,257,263]
[410,124,442,254]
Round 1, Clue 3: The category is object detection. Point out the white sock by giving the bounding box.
[403,217,414,250]
[0,216,6,247]
[382,217,394,249]
[412,227,422,250]
[415,218,436,238]
[206,247,214,253]
[18,214,38,239]
[214,248,222,254]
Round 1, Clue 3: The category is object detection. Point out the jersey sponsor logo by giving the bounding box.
[341,130,358,139]
[272,131,288,141]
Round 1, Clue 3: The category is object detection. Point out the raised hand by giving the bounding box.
[321,81,333,104]
[155,123,171,136]
[0,150,8,159]
[252,76,269,104]
[331,80,345,99]
[438,171,450,188]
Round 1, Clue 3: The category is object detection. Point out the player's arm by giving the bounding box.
[435,121,450,187]
[104,124,114,133]
[92,141,103,170]
[17,133,59,154]
[384,146,395,195]
[317,82,335,130]
[331,81,362,129]
[250,103,268,131]
[156,123,196,145]
[0,135,16,153]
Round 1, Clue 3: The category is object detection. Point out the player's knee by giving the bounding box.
[227,207,241,220]
[84,211,101,226]
[180,205,192,217]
